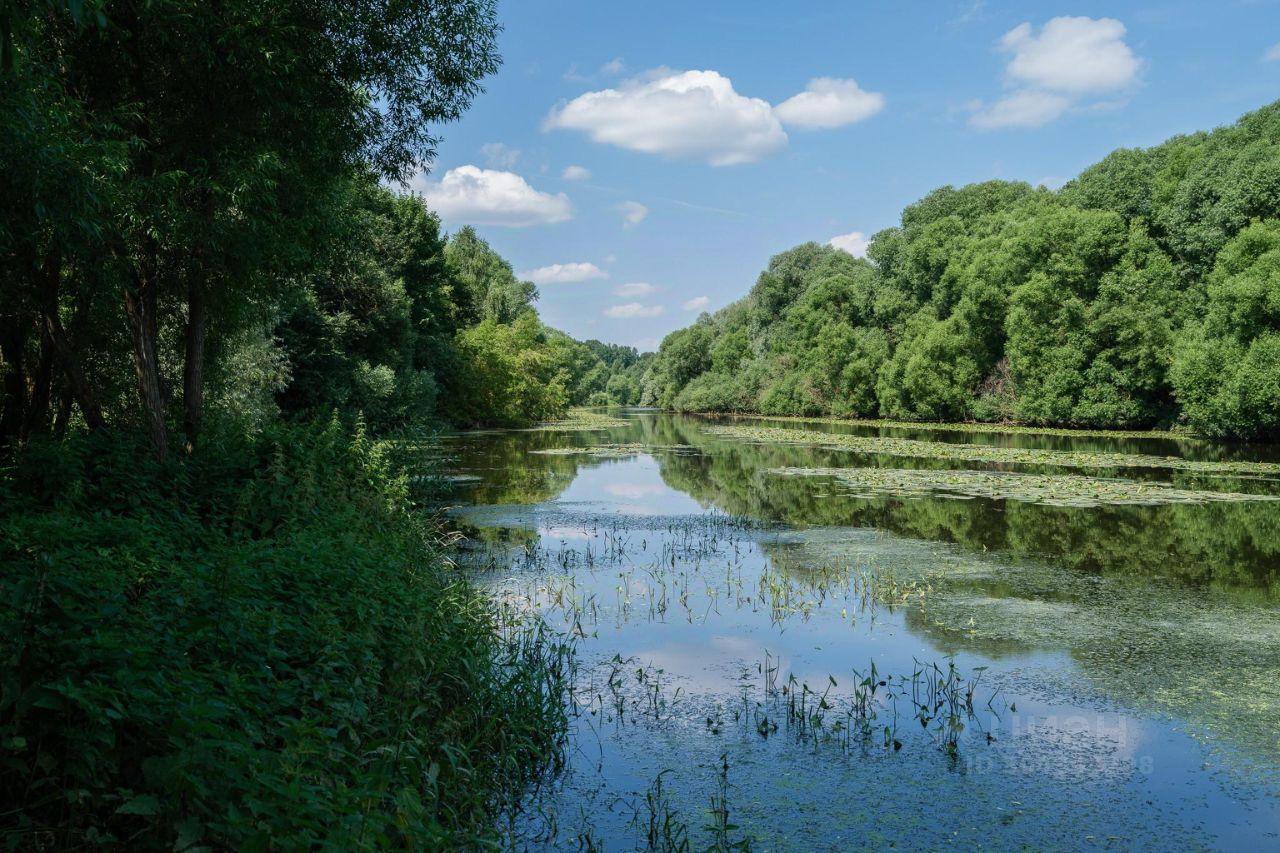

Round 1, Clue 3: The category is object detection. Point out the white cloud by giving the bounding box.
[520,262,607,284]
[970,16,1141,130]
[546,69,787,166]
[682,296,710,312]
[561,164,591,181]
[604,302,665,319]
[1265,42,1280,62]
[970,90,1071,129]
[417,166,572,227]
[618,200,649,227]
[600,57,625,75]
[614,282,656,297]
[1001,17,1141,94]
[774,78,885,129]
[827,231,871,258]
[480,142,520,169]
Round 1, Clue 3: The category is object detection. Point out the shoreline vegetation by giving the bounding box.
[3,0,1278,847]
[689,410,1202,442]
[635,102,1280,443]
[2,2,588,848]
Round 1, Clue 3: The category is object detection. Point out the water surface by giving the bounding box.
[444,411,1280,850]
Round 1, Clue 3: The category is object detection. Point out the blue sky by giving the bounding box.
[410,0,1280,352]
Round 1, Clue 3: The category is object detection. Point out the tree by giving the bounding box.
[1,0,501,457]
[1171,220,1280,439]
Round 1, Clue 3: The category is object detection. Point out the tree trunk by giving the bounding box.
[123,280,169,461]
[0,318,28,445]
[182,280,206,452]
[53,384,72,440]
[21,323,54,439]
[37,249,106,433]
[42,304,106,433]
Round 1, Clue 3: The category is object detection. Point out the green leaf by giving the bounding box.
[116,794,161,816]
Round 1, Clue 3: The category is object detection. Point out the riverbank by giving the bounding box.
[683,410,1203,442]
[0,422,569,849]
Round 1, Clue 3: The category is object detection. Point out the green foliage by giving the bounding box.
[0,423,567,848]
[643,101,1280,440]
[1171,221,1280,439]
[0,2,614,845]
[448,315,570,427]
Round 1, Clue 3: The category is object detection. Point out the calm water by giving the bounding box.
[443,411,1280,850]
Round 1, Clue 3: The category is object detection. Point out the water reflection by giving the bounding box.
[444,412,1280,848]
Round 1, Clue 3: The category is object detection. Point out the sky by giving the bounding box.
[409,0,1280,352]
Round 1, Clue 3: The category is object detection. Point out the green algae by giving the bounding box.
[526,408,630,431]
[708,424,1280,477]
[531,443,697,458]
[770,465,1280,507]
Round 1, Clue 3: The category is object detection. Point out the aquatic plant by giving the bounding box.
[770,466,1280,507]
[707,413,1198,442]
[526,408,631,432]
[531,443,698,458]
[708,424,1280,477]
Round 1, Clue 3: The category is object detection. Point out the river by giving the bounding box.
[443,410,1280,850]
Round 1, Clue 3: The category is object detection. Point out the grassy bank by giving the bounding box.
[0,421,569,849]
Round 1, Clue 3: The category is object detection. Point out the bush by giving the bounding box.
[0,422,567,848]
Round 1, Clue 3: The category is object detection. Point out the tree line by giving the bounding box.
[639,102,1280,441]
[0,0,645,464]
[0,2,602,846]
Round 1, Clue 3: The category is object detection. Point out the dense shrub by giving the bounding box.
[0,422,567,848]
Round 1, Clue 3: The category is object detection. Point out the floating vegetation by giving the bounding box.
[770,466,1280,507]
[526,408,630,432]
[709,424,1280,477]
[531,443,697,458]
[706,413,1198,442]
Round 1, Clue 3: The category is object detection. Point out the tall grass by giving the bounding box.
[0,420,568,848]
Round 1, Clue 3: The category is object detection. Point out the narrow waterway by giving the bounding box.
[445,411,1280,849]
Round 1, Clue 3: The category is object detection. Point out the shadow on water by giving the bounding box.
[442,410,1280,849]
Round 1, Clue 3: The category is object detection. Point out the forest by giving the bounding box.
[0,1,645,847]
[3,0,1279,847]
[638,101,1280,441]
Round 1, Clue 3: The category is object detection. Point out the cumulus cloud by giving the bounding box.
[417,166,572,227]
[561,164,591,181]
[614,282,656,297]
[546,69,787,166]
[970,17,1142,130]
[604,302,665,319]
[520,262,607,284]
[1265,42,1280,62]
[682,296,711,311]
[600,57,625,75]
[970,90,1071,129]
[774,78,885,129]
[1001,17,1141,94]
[618,200,649,227]
[480,142,520,169]
[827,231,871,258]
